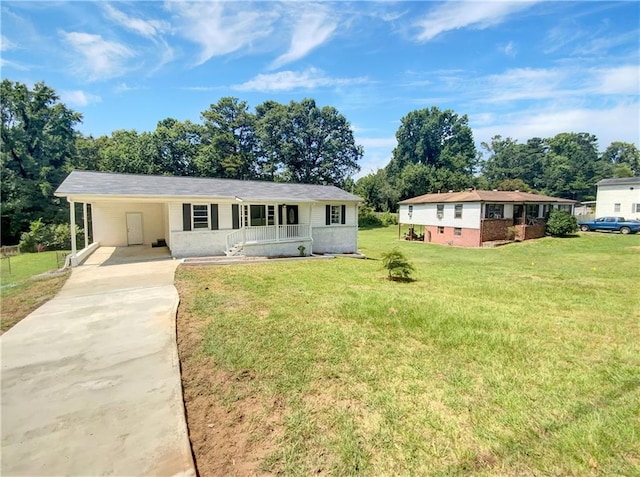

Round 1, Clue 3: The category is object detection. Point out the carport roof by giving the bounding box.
[55,170,362,202]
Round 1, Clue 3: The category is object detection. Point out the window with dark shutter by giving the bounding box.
[182,203,191,231]
[211,204,219,230]
[326,205,331,225]
[341,205,346,224]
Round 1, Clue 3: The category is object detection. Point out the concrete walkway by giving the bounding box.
[1,246,195,476]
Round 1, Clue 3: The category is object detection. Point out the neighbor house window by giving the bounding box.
[485,204,504,219]
[437,203,444,219]
[192,205,209,229]
[614,203,621,212]
[526,204,540,218]
[408,205,413,218]
[454,204,463,219]
[331,205,341,224]
[557,205,572,213]
[454,227,462,236]
[438,226,444,234]
[634,204,640,213]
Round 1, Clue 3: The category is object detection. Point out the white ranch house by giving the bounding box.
[398,189,577,247]
[595,177,640,220]
[55,171,361,265]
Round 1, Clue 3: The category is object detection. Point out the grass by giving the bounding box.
[175,229,640,476]
[1,251,70,332]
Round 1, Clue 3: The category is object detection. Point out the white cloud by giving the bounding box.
[1,35,16,51]
[233,68,368,92]
[60,90,102,107]
[270,8,337,69]
[472,102,640,150]
[166,2,275,66]
[500,41,517,57]
[60,31,134,80]
[415,1,538,42]
[592,65,640,95]
[101,4,169,39]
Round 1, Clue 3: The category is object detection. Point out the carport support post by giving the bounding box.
[83,202,89,249]
[69,199,77,258]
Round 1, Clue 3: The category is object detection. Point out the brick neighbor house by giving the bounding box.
[398,190,577,247]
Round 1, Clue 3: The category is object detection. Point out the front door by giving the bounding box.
[126,212,143,245]
[279,205,299,237]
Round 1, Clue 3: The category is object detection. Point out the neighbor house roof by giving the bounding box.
[55,170,362,203]
[398,190,577,205]
[596,177,640,186]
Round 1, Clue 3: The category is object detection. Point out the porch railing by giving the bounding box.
[225,224,310,252]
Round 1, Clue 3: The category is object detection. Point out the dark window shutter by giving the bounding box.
[232,204,240,229]
[210,204,219,230]
[326,205,331,225]
[341,205,346,224]
[182,203,191,231]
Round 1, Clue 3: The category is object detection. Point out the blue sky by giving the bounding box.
[2,1,639,177]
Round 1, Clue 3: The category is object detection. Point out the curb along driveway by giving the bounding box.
[1,247,195,476]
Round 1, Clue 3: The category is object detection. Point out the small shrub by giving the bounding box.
[381,248,415,281]
[546,210,578,236]
[19,220,84,253]
[506,226,518,241]
[380,211,398,226]
[358,207,383,228]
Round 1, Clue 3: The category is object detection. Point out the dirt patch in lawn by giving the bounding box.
[176,302,285,477]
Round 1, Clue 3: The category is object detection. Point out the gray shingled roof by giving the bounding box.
[398,190,577,204]
[597,177,640,186]
[55,170,362,202]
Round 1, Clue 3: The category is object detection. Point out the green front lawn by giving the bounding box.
[176,229,640,476]
[1,251,69,332]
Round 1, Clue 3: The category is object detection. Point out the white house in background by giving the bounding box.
[54,170,362,264]
[595,177,640,220]
[398,190,577,247]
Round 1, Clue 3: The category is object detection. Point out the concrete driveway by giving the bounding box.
[1,246,195,476]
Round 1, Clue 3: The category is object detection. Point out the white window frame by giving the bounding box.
[454,227,462,236]
[614,203,621,212]
[192,204,210,229]
[454,204,463,219]
[331,205,341,224]
[437,203,444,219]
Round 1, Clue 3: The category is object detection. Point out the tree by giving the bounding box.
[480,136,545,190]
[150,118,202,176]
[1,80,82,243]
[256,98,362,186]
[355,169,399,212]
[197,98,259,179]
[387,106,477,198]
[601,142,639,177]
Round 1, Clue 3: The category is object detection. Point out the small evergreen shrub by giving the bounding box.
[381,248,415,281]
[545,210,578,236]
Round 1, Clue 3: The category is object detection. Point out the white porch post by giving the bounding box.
[69,199,77,256]
[83,202,89,249]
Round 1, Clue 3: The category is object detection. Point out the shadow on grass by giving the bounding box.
[386,276,416,283]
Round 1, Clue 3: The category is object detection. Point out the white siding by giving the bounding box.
[311,202,357,226]
[92,202,164,246]
[399,203,481,229]
[596,184,640,220]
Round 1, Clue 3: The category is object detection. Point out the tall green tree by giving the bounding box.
[1,80,82,243]
[197,97,259,179]
[480,136,546,190]
[387,106,476,197]
[256,98,362,186]
[600,141,640,177]
[150,118,202,176]
[355,168,399,212]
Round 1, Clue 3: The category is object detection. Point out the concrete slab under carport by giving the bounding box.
[1,246,195,476]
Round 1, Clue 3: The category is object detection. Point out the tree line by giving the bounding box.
[354,107,639,213]
[2,78,638,244]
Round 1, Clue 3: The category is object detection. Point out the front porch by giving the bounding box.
[225,224,312,256]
